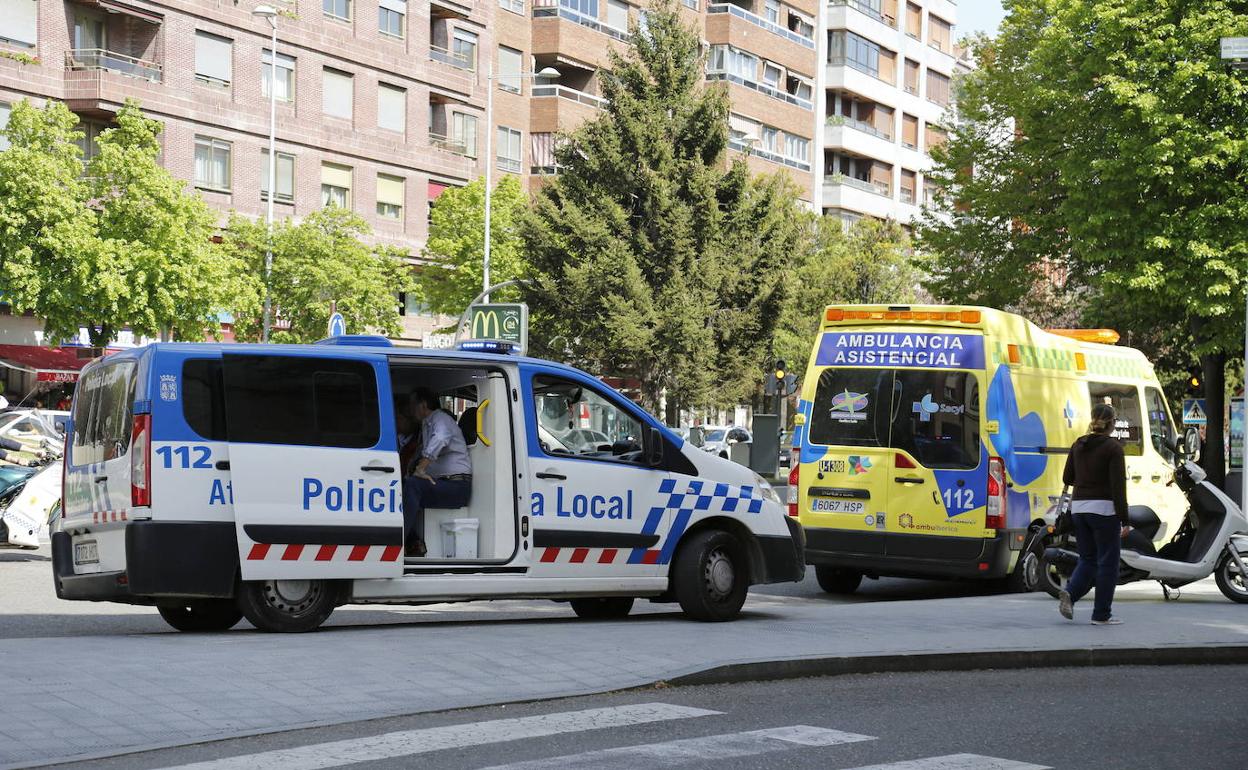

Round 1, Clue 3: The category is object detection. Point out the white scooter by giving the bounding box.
[0,436,63,549]
[1039,438,1248,603]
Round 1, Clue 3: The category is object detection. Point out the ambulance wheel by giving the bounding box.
[236,579,336,633]
[157,600,243,632]
[673,529,748,622]
[569,597,635,619]
[815,566,862,594]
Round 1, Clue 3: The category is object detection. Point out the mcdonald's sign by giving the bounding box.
[468,303,528,353]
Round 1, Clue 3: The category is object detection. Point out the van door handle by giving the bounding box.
[215,460,230,471]
[361,465,394,473]
[94,476,107,484]
[536,472,567,480]
[894,476,924,485]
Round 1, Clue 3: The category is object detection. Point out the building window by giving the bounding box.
[762,62,782,87]
[378,0,405,38]
[763,0,780,24]
[708,45,758,81]
[261,149,295,203]
[0,0,37,48]
[498,46,523,93]
[378,83,406,134]
[72,13,106,51]
[786,73,812,102]
[499,0,524,13]
[321,162,352,208]
[322,67,354,119]
[324,0,351,21]
[928,15,951,53]
[561,0,598,18]
[194,31,233,88]
[376,173,405,220]
[75,121,106,165]
[606,0,628,32]
[902,113,918,149]
[900,169,916,204]
[926,70,951,106]
[924,123,948,150]
[451,112,478,158]
[761,125,778,152]
[905,1,921,38]
[452,29,478,71]
[828,31,880,78]
[785,134,808,163]
[904,58,919,94]
[262,49,295,102]
[497,126,522,173]
[194,136,232,192]
[0,102,10,152]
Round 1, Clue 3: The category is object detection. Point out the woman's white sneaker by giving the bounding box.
[1090,617,1123,625]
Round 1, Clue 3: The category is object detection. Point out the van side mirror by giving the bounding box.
[645,426,664,467]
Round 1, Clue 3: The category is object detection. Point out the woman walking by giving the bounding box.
[1059,402,1129,625]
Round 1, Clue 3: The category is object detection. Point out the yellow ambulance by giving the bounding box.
[790,304,1184,593]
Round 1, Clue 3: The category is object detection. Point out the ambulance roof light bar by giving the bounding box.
[825,307,982,324]
[1046,328,1121,345]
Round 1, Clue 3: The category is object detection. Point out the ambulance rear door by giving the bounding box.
[222,351,404,581]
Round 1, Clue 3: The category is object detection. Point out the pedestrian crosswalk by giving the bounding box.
[157,702,1051,770]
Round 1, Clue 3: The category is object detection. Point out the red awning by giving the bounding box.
[428,182,449,200]
[0,345,95,383]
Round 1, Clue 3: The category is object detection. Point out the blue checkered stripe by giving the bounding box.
[630,478,765,565]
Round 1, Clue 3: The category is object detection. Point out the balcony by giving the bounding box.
[706,72,812,110]
[65,49,162,82]
[429,132,470,156]
[826,173,889,196]
[429,44,474,71]
[826,114,889,141]
[531,85,607,133]
[823,176,918,222]
[826,0,891,27]
[728,139,811,172]
[532,84,607,108]
[532,4,629,42]
[706,4,814,49]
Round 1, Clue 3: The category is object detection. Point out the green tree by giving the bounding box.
[224,207,413,343]
[520,0,811,416]
[420,175,528,316]
[0,99,249,346]
[775,218,922,384]
[918,0,1248,483]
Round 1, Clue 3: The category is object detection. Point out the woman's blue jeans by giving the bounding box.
[1066,512,1122,621]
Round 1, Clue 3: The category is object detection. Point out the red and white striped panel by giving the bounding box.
[91,510,128,524]
[536,547,661,565]
[245,543,402,563]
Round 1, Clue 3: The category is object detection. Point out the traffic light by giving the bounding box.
[774,359,786,383]
[1188,369,1202,395]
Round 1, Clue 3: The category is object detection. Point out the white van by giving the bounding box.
[53,337,803,632]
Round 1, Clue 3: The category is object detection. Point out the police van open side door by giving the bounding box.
[223,352,404,580]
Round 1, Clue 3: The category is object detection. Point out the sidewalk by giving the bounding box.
[3,581,1247,769]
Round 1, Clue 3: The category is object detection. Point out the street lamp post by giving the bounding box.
[482,64,560,301]
[253,4,279,342]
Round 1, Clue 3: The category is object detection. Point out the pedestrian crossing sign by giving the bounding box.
[1182,398,1207,426]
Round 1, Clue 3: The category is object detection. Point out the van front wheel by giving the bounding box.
[673,529,748,622]
[157,600,243,632]
[236,579,337,633]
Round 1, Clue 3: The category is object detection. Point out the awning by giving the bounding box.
[0,345,95,383]
[77,0,164,25]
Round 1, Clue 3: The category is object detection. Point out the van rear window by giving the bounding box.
[183,359,226,441]
[71,361,137,466]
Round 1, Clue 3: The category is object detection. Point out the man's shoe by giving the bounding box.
[1090,617,1122,625]
[405,538,427,558]
[1058,589,1073,620]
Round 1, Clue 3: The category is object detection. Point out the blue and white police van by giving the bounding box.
[53,337,804,632]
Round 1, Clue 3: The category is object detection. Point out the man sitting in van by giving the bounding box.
[402,389,472,557]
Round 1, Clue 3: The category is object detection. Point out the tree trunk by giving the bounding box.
[664,394,678,427]
[1202,350,1227,488]
[87,323,113,349]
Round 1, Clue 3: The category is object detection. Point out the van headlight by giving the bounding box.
[753,472,782,505]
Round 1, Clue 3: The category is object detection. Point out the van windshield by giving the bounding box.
[71,361,137,466]
[809,367,982,470]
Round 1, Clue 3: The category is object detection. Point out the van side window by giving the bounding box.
[183,359,226,441]
[1088,381,1143,456]
[1145,386,1176,463]
[71,361,137,466]
[532,375,644,462]
[223,356,380,449]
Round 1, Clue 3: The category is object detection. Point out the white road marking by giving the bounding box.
[158,703,720,770]
[841,754,1051,770]
[476,724,877,769]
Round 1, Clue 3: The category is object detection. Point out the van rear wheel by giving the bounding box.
[673,529,748,622]
[236,579,337,633]
[815,566,862,594]
[157,600,243,632]
[569,597,635,619]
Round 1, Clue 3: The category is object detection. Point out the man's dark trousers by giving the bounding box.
[402,476,472,549]
[1067,512,1121,622]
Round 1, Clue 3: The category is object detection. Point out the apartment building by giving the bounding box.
[815,0,964,228]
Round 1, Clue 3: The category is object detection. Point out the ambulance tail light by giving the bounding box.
[131,413,151,508]
[986,456,1007,530]
[787,465,800,517]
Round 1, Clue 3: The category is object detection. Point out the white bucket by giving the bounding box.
[440,518,480,559]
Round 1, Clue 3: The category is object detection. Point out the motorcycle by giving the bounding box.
[1038,436,1248,603]
[0,436,62,549]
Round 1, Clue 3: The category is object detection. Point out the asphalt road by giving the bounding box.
[48,665,1248,770]
[0,544,998,639]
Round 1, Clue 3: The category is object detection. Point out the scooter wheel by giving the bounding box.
[1038,547,1070,599]
[1215,552,1248,604]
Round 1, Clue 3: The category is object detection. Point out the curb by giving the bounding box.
[664,645,1248,687]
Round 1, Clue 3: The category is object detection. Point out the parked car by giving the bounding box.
[699,426,752,459]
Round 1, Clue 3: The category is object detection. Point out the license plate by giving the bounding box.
[810,498,865,514]
[73,540,99,566]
